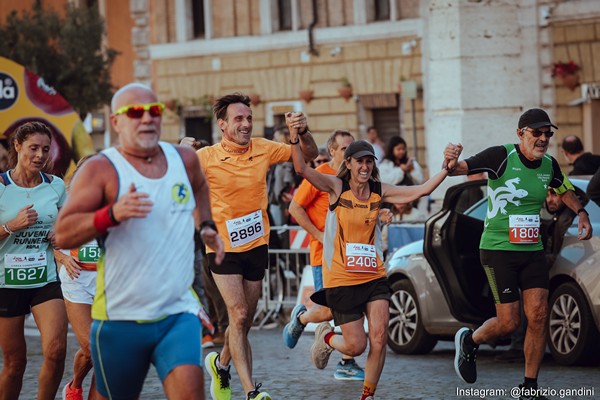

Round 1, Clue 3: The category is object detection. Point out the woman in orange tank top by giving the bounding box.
[288,115,462,400]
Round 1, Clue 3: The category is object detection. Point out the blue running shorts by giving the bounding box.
[91,312,202,399]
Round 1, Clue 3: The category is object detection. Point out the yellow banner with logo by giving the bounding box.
[0,56,95,177]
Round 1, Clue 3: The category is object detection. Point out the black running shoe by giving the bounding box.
[454,327,477,384]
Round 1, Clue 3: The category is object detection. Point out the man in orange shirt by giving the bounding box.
[284,130,366,380]
[184,93,318,400]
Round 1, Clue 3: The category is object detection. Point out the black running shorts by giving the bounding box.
[480,249,549,304]
[0,281,63,317]
[311,277,391,326]
[207,245,268,281]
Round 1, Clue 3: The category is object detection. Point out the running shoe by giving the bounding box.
[333,358,364,381]
[282,303,307,348]
[202,334,215,349]
[62,379,83,400]
[454,327,477,384]
[311,322,334,369]
[246,382,271,400]
[205,351,231,400]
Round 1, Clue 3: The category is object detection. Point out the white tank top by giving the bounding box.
[92,142,198,321]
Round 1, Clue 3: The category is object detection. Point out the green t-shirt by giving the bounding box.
[480,145,553,251]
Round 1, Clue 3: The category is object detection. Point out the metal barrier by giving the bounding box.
[253,225,310,329]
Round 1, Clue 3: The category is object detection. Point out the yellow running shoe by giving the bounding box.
[205,351,231,400]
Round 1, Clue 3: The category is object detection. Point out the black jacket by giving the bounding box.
[570,152,600,176]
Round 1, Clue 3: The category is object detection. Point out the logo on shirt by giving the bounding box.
[171,182,191,205]
[486,177,528,219]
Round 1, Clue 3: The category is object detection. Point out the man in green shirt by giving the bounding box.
[447,109,592,398]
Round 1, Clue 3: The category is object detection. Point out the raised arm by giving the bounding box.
[382,169,449,204]
[383,142,463,204]
[287,117,340,200]
[286,112,318,162]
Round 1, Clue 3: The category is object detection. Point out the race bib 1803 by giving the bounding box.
[509,215,540,244]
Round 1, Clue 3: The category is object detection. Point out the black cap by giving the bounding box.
[518,108,558,129]
[344,140,377,160]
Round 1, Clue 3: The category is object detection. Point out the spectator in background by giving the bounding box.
[366,126,385,165]
[561,135,600,175]
[313,147,331,167]
[379,136,423,186]
[588,167,600,206]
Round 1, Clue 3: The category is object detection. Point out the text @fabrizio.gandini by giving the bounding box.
[456,386,595,399]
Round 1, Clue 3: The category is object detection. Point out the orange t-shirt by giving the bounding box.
[197,138,291,253]
[292,162,336,266]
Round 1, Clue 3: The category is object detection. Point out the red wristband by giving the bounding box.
[94,204,119,234]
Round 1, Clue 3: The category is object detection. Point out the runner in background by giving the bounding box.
[57,155,99,400]
[0,121,68,400]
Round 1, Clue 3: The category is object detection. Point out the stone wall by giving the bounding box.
[154,37,425,164]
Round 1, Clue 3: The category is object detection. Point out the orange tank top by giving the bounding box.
[322,179,385,288]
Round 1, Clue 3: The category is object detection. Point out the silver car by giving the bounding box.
[385,178,600,365]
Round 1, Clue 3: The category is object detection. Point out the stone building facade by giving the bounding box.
[3,0,599,196]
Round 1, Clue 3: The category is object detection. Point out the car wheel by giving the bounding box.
[387,279,437,354]
[548,282,600,366]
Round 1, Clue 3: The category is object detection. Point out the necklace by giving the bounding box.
[9,171,40,198]
[119,148,159,163]
[221,142,249,154]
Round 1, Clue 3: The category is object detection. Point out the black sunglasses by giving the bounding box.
[524,128,554,138]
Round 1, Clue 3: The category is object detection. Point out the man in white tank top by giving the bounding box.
[55,83,224,400]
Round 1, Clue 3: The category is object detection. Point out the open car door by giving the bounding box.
[424,180,496,325]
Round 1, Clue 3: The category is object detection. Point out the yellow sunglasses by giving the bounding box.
[115,102,165,119]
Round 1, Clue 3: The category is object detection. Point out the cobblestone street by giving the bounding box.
[3,320,598,399]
